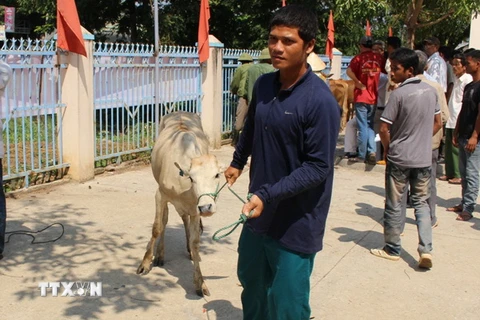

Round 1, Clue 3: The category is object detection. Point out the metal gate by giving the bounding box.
[1,39,67,190]
[93,43,202,166]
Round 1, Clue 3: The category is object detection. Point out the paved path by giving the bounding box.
[1,145,479,320]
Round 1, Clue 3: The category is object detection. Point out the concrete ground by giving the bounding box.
[1,144,479,320]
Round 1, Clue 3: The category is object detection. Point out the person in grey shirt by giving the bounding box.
[370,48,442,269]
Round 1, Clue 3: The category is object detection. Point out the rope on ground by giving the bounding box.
[212,188,253,242]
[5,223,65,244]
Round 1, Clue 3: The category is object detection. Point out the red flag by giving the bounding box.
[282,0,286,6]
[366,19,371,36]
[198,0,210,64]
[56,0,87,57]
[325,10,334,60]
[388,26,393,37]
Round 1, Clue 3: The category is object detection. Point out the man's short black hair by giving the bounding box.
[439,46,454,60]
[465,49,480,61]
[389,48,419,72]
[269,4,318,43]
[387,37,402,49]
[452,53,467,66]
[464,48,476,54]
[423,36,441,47]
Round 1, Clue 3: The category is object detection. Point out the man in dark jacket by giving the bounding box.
[224,5,340,320]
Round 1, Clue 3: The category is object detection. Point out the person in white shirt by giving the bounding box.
[424,36,448,92]
[441,53,473,184]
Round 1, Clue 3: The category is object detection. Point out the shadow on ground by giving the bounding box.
[2,195,227,319]
[203,299,243,320]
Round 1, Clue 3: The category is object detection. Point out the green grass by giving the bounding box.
[4,114,57,143]
[94,121,156,168]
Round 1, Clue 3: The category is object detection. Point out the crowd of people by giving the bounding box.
[342,35,480,264]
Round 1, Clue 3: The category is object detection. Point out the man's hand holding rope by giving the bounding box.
[241,194,264,219]
[224,166,264,219]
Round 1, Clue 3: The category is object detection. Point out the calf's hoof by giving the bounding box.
[136,262,152,275]
[153,256,164,267]
[196,283,210,297]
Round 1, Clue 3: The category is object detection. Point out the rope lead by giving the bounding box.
[212,189,253,241]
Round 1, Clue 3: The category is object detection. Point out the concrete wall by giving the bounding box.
[200,35,224,149]
[60,28,95,182]
[469,12,480,49]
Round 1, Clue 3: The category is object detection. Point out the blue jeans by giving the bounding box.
[0,161,6,254]
[400,149,439,229]
[354,103,376,159]
[458,138,480,214]
[384,162,432,256]
[237,226,316,320]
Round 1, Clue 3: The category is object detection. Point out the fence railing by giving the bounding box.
[0,39,68,189]
[93,43,202,165]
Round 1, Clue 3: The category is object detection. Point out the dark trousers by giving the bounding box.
[237,226,316,320]
[445,129,461,179]
[0,161,6,254]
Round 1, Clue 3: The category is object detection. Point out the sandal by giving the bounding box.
[456,212,473,221]
[438,175,449,181]
[448,178,462,185]
[447,204,463,212]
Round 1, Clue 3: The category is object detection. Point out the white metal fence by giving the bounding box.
[0,39,67,189]
[93,43,202,165]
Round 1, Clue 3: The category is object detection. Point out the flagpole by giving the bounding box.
[154,0,160,138]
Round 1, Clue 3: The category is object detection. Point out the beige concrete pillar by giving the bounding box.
[469,13,480,49]
[60,27,95,182]
[200,35,224,149]
[330,48,343,80]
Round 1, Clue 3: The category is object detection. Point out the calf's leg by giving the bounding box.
[180,213,191,255]
[189,213,210,296]
[137,189,168,274]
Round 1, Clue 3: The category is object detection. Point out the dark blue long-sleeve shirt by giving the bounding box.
[231,67,341,254]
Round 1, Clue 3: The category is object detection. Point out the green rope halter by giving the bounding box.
[211,189,253,241]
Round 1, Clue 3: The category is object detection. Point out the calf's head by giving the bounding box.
[178,154,223,217]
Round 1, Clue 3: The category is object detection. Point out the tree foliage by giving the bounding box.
[2,0,479,54]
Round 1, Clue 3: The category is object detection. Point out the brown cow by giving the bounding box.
[329,79,355,130]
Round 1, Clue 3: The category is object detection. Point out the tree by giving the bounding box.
[390,0,479,48]
[4,0,480,54]
[10,0,123,38]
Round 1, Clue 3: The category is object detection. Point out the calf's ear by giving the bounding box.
[174,162,190,177]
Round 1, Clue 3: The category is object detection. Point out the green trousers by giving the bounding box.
[445,128,461,179]
[237,226,316,320]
